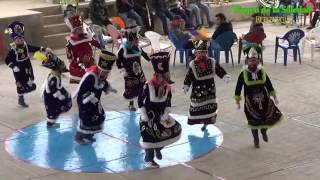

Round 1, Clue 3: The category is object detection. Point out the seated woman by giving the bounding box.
[209,13,233,57]
[168,15,195,61]
[116,0,145,34]
[241,13,264,46]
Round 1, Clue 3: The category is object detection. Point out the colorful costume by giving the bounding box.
[65,16,101,83]
[41,52,72,127]
[138,51,181,168]
[183,40,230,129]
[117,21,149,110]
[5,21,49,107]
[234,44,283,148]
[73,50,116,144]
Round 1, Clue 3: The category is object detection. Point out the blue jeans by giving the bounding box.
[209,41,222,61]
[188,4,202,26]
[197,2,213,24]
[120,9,145,33]
[155,9,174,35]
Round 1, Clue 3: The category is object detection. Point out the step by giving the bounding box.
[44,23,70,36]
[31,5,62,16]
[44,32,69,49]
[43,14,65,25]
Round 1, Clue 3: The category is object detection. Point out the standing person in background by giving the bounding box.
[90,0,121,49]
[5,21,51,107]
[132,0,154,31]
[151,0,174,35]
[181,0,214,28]
[116,0,146,35]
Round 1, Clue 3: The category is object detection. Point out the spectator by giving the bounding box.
[307,10,320,29]
[249,13,264,32]
[152,0,174,35]
[132,0,154,31]
[211,13,233,40]
[64,4,76,19]
[90,0,121,49]
[209,13,233,57]
[181,0,214,28]
[116,0,146,34]
[168,0,193,28]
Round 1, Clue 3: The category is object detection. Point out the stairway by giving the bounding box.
[32,5,69,49]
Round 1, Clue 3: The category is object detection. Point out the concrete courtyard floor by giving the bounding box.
[1,21,320,180]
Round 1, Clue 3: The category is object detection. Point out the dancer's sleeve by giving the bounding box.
[116,48,124,69]
[184,68,194,87]
[90,38,101,49]
[5,50,16,69]
[141,50,150,62]
[234,72,244,101]
[166,91,172,108]
[215,63,227,79]
[265,74,276,96]
[78,75,95,104]
[138,84,148,108]
[66,43,73,62]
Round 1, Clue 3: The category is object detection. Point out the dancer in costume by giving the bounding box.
[234,44,283,148]
[138,51,182,168]
[65,15,101,84]
[117,20,149,111]
[5,21,51,107]
[183,40,231,131]
[73,50,117,145]
[41,52,72,128]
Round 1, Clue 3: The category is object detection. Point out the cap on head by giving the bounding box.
[98,50,117,71]
[7,21,24,40]
[150,52,170,74]
[122,19,140,41]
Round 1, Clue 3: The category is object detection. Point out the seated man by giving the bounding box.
[167,0,193,29]
[116,0,146,34]
[152,0,174,35]
[209,13,233,57]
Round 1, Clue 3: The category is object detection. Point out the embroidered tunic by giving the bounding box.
[66,34,100,83]
[117,43,149,100]
[43,73,72,120]
[184,58,227,125]
[73,72,111,134]
[138,83,181,148]
[234,67,283,128]
[5,43,43,94]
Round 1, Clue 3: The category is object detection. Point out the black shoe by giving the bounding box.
[307,26,314,30]
[254,140,260,148]
[47,122,60,128]
[261,131,268,142]
[201,124,208,131]
[144,160,160,168]
[155,149,162,160]
[167,79,175,84]
[18,96,29,108]
[128,105,137,111]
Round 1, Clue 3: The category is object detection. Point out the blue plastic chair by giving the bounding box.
[210,31,237,66]
[275,29,305,66]
[168,31,193,67]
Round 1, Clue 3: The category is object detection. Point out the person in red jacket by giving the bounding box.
[65,15,101,84]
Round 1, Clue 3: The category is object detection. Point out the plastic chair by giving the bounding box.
[275,29,305,66]
[168,31,193,67]
[302,26,320,61]
[211,31,237,66]
[145,31,172,53]
[238,31,266,64]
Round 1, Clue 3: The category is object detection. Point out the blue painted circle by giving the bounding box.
[5,111,223,173]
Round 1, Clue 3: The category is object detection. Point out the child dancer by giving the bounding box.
[73,50,117,145]
[234,44,283,148]
[117,20,149,111]
[41,52,72,128]
[183,40,231,131]
[138,51,182,168]
[5,21,51,107]
[65,15,101,83]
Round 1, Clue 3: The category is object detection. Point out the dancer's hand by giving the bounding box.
[236,101,240,109]
[183,85,189,94]
[223,74,231,84]
[273,96,279,105]
[58,95,66,101]
[120,68,127,77]
[13,66,20,72]
[139,108,149,121]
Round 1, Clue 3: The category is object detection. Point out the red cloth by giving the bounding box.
[244,31,266,43]
[0,34,4,59]
[148,74,171,91]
